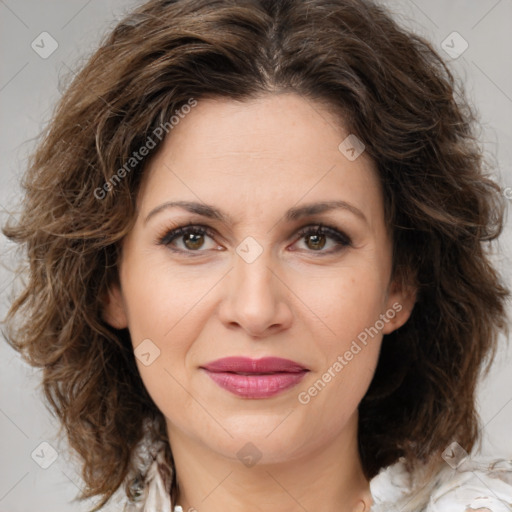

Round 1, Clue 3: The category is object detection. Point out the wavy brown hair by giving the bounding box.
[2,0,510,509]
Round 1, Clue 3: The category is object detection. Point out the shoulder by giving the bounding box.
[370,456,512,512]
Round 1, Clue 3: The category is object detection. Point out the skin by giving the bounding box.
[103,92,417,512]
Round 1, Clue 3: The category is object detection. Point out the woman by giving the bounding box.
[2,0,511,511]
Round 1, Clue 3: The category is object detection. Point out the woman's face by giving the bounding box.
[104,92,415,465]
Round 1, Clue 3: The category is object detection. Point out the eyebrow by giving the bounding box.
[144,199,367,225]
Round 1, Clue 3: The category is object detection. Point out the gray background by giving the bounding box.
[1,1,511,510]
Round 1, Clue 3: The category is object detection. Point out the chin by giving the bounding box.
[202,415,317,462]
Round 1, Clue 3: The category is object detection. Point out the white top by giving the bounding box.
[369,456,512,512]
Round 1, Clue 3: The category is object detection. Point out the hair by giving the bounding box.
[2,0,510,510]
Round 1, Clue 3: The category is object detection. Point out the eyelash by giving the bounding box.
[155,222,352,257]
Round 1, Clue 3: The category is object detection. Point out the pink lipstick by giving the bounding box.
[200,356,309,399]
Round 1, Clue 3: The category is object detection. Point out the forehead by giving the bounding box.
[138,93,384,228]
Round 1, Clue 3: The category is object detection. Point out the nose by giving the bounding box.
[218,244,293,338]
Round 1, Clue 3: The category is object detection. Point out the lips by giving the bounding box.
[200,357,309,399]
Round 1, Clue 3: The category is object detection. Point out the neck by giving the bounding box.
[167,413,373,512]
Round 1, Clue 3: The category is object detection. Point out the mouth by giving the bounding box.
[200,357,309,399]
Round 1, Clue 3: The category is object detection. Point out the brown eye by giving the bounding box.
[305,232,327,250]
[182,231,206,250]
[158,225,220,254]
[294,225,352,254]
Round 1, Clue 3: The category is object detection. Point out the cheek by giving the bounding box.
[117,256,209,406]
[294,266,386,410]
[121,263,202,419]
[301,324,382,434]
[299,263,389,346]
[120,254,217,345]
